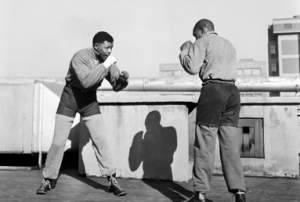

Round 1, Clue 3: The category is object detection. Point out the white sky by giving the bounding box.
[0,0,299,78]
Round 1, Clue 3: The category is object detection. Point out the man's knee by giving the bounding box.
[51,140,67,149]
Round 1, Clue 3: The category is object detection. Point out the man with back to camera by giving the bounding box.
[179,19,246,202]
[36,31,129,197]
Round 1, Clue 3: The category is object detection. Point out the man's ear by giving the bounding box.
[203,27,209,34]
[93,43,98,49]
[193,29,202,40]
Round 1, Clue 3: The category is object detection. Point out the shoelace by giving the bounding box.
[109,177,119,186]
[232,191,245,201]
[41,179,51,189]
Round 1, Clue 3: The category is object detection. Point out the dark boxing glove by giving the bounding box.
[112,71,129,92]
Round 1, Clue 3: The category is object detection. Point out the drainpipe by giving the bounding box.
[33,81,43,168]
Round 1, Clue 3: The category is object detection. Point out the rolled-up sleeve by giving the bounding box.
[71,54,109,89]
[179,39,206,75]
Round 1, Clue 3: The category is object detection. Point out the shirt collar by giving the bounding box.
[208,31,218,35]
[91,48,98,58]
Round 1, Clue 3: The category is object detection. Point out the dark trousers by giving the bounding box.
[193,81,246,193]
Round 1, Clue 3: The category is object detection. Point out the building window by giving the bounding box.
[252,68,261,76]
[270,43,277,55]
[278,34,300,76]
[281,39,299,55]
[283,23,293,29]
[270,61,277,72]
[282,58,300,73]
[244,69,251,75]
[237,69,243,75]
[238,118,264,158]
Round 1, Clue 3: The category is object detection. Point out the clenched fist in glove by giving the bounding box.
[112,70,129,92]
[180,40,193,51]
[107,63,121,83]
[103,55,118,68]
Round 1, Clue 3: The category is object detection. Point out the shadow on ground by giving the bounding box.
[61,169,108,192]
[143,179,194,202]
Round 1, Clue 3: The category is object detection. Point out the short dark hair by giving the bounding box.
[193,19,214,34]
[92,31,113,46]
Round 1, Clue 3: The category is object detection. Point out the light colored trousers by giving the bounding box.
[43,114,116,179]
[193,124,246,193]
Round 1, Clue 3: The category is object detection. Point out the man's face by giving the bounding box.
[94,41,114,61]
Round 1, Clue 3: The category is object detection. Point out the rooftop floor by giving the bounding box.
[1,169,299,202]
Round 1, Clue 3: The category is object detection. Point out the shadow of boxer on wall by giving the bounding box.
[129,110,193,201]
[129,110,177,180]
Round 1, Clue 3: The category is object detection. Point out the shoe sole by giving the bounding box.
[36,191,48,195]
[108,189,127,197]
[36,188,51,195]
[116,192,127,197]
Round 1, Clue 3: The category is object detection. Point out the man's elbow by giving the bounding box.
[181,59,199,75]
[186,68,198,75]
[183,65,199,75]
[80,80,93,89]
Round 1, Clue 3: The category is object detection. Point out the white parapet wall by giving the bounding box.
[0,80,35,153]
[238,97,300,178]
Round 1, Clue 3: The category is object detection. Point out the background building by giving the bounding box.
[237,58,267,78]
[237,58,268,97]
[159,63,196,78]
[268,15,300,77]
[268,15,300,96]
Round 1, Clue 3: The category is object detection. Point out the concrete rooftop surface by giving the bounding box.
[0,169,299,202]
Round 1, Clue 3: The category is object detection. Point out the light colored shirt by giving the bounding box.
[179,33,238,81]
[65,48,109,91]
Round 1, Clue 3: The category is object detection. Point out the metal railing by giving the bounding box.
[100,77,300,92]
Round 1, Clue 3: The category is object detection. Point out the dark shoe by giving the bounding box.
[36,178,56,195]
[235,191,246,202]
[107,175,127,196]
